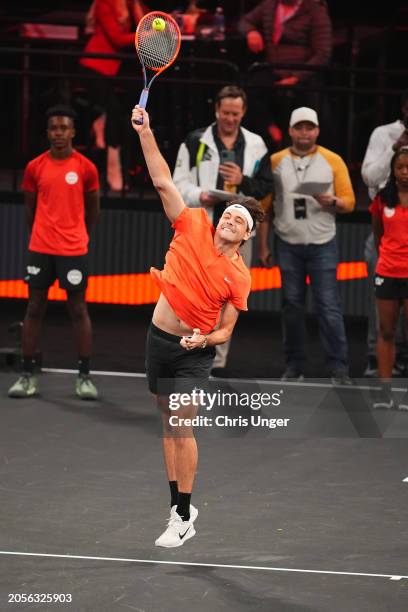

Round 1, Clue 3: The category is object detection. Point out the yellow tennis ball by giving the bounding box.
[152,17,166,31]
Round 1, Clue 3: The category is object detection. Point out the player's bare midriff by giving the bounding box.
[152,293,194,337]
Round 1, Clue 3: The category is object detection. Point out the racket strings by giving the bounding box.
[136,15,179,71]
[138,34,178,69]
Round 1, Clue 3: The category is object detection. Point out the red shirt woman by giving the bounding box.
[369,147,408,408]
[79,1,147,189]
[80,0,145,77]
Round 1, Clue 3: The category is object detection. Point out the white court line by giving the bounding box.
[42,368,146,379]
[0,550,406,581]
[41,368,407,393]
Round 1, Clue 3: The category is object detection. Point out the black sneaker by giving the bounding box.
[392,358,406,377]
[281,367,304,382]
[331,373,353,386]
[363,356,378,377]
[371,385,394,410]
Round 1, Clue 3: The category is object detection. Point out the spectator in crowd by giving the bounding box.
[239,0,332,149]
[361,90,408,377]
[8,106,100,400]
[369,147,408,410]
[80,0,148,191]
[173,85,273,374]
[258,107,355,383]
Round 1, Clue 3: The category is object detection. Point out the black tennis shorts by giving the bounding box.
[375,274,408,300]
[145,323,216,395]
[25,250,89,292]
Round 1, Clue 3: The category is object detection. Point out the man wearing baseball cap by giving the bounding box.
[258,107,355,384]
[289,106,319,127]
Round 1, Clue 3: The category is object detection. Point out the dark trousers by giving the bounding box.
[275,235,349,374]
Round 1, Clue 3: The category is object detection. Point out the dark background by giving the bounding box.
[1,0,407,175]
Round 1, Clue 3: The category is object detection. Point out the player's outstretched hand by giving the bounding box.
[131,105,150,133]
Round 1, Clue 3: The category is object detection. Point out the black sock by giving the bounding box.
[78,357,90,375]
[22,356,35,375]
[176,492,191,521]
[169,481,178,507]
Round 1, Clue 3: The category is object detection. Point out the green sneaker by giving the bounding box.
[76,374,98,400]
[8,374,39,398]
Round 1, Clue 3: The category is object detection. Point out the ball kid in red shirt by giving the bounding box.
[8,106,100,401]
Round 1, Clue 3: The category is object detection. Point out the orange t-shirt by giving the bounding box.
[151,207,252,334]
[22,150,99,256]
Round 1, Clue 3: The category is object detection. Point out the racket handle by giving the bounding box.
[133,89,149,125]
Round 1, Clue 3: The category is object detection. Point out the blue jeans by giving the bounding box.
[275,236,348,374]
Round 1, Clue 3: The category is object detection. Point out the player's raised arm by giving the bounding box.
[131,106,185,223]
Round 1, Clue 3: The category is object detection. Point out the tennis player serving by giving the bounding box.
[131,105,264,547]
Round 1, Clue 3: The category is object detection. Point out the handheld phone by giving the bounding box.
[220,150,236,163]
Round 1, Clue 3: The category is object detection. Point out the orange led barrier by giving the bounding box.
[0,262,368,305]
[336,261,369,281]
[250,261,369,290]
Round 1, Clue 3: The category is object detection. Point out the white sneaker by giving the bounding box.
[155,504,198,548]
[372,386,394,410]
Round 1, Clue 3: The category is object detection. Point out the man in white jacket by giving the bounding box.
[173,85,273,373]
[361,90,408,377]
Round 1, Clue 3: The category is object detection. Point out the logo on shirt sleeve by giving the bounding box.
[384,207,395,218]
[65,171,79,185]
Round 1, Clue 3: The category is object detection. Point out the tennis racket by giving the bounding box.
[133,11,181,124]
